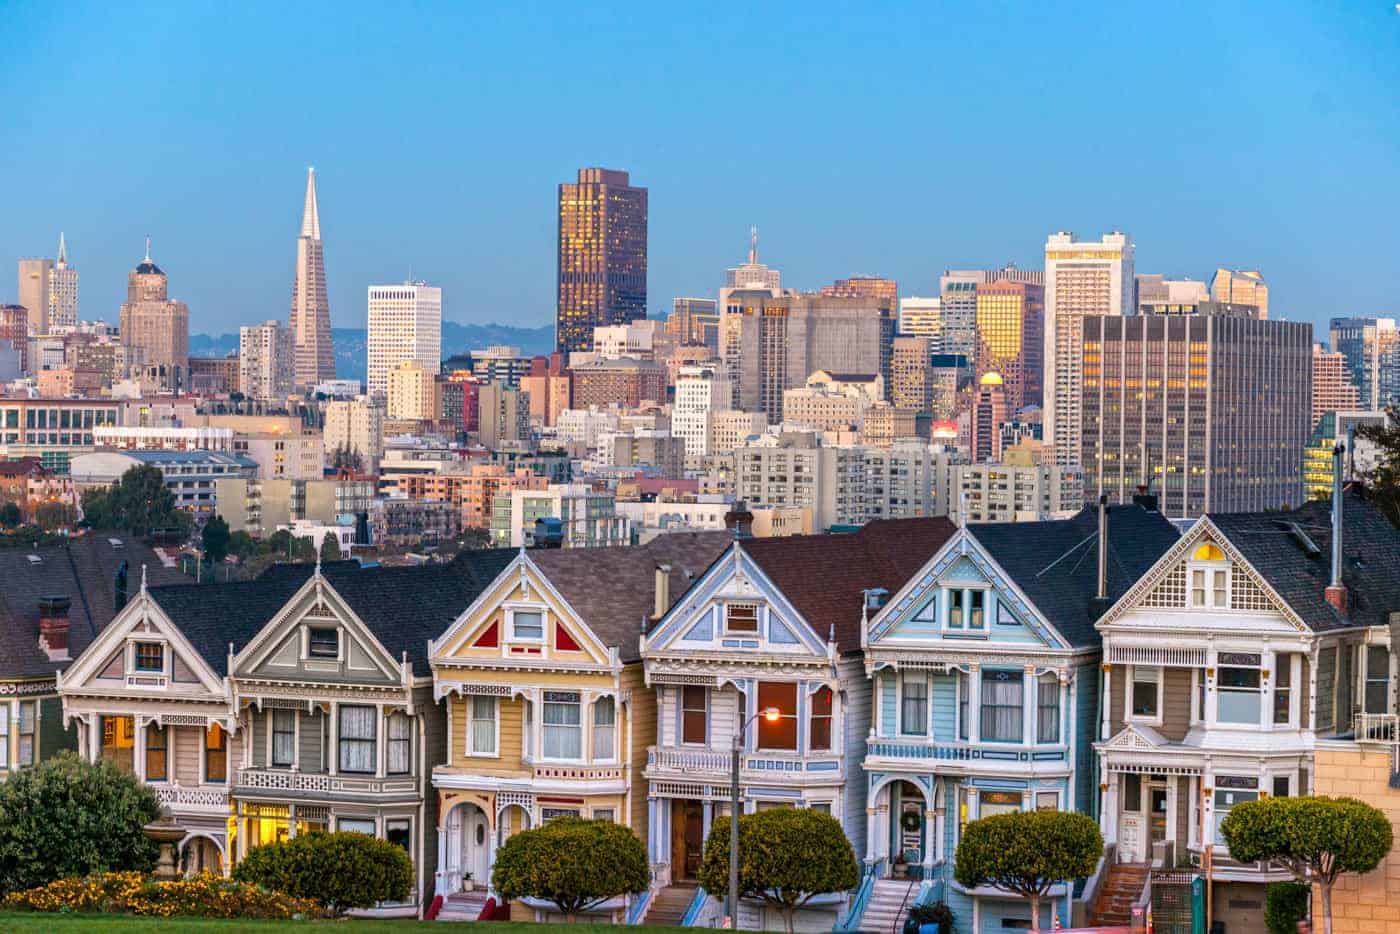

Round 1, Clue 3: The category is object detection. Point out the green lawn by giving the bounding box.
[0,917,691,933]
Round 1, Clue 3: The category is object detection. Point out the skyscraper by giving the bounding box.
[821,275,897,300]
[48,234,78,329]
[719,229,788,407]
[17,257,53,335]
[667,297,720,350]
[289,168,335,389]
[1042,230,1134,466]
[889,336,936,413]
[239,320,295,402]
[897,296,941,343]
[1329,317,1399,411]
[1209,268,1269,319]
[1311,343,1361,431]
[936,264,1042,359]
[0,305,28,374]
[118,239,189,390]
[970,372,1008,464]
[974,279,1043,414]
[367,281,442,397]
[556,167,647,353]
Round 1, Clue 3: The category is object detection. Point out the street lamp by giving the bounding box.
[729,705,782,929]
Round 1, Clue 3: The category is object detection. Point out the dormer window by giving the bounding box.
[1189,544,1230,608]
[134,642,164,672]
[308,628,339,658]
[948,589,986,630]
[511,610,545,642]
[725,603,759,634]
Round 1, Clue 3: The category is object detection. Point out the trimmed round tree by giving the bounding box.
[491,816,649,920]
[232,830,413,915]
[1221,795,1392,934]
[0,752,160,893]
[953,809,1102,930]
[697,807,860,934]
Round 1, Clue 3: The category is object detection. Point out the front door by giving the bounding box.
[463,807,490,889]
[1119,773,1145,862]
[1148,783,1169,857]
[671,801,704,881]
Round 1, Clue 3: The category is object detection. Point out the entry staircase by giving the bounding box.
[855,879,917,934]
[644,883,698,926]
[1090,862,1149,927]
[435,888,492,921]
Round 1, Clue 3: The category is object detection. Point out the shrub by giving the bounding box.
[1265,881,1310,934]
[2,871,323,918]
[907,899,956,931]
[953,810,1102,931]
[0,752,160,893]
[232,831,413,914]
[492,817,649,919]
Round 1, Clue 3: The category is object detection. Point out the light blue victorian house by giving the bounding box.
[860,502,1178,933]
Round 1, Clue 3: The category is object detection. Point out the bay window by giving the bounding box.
[957,670,969,740]
[981,670,1023,742]
[755,682,797,751]
[1213,779,1258,842]
[593,697,615,760]
[1365,646,1389,715]
[338,705,376,773]
[543,692,582,759]
[901,676,927,736]
[1273,655,1293,724]
[387,712,411,774]
[16,701,35,766]
[1037,674,1060,743]
[469,696,497,755]
[145,724,168,781]
[1217,656,1262,724]
[809,687,833,751]
[681,686,707,745]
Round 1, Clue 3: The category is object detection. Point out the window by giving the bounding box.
[969,590,986,629]
[134,642,164,672]
[593,808,616,822]
[542,807,580,822]
[680,686,707,745]
[725,603,759,633]
[809,687,833,751]
[1035,791,1059,811]
[957,670,969,740]
[271,709,296,767]
[1190,569,1206,608]
[981,670,1024,742]
[543,692,582,759]
[1195,668,1207,723]
[1213,781,1258,842]
[1365,646,1389,715]
[1212,570,1228,607]
[948,590,967,629]
[1037,675,1060,743]
[980,790,1022,819]
[756,682,798,750]
[145,724,167,781]
[386,818,411,853]
[593,697,615,760]
[511,610,544,641]
[469,696,497,755]
[1131,667,1160,719]
[339,705,376,773]
[1217,660,1262,724]
[338,817,376,834]
[1124,773,1142,811]
[205,723,227,783]
[387,712,411,774]
[16,701,35,766]
[308,628,339,658]
[957,785,970,838]
[901,676,927,736]
[1274,655,1293,725]
[1272,775,1290,798]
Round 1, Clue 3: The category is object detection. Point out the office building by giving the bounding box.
[929,353,972,420]
[477,381,528,448]
[722,227,782,294]
[862,402,922,445]
[672,364,731,458]
[187,356,239,395]
[324,394,385,472]
[1302,410,1387,500]
[386,360,440,421]
[465,345,532,387]
[238,320,294,401]
[898,296,941,343]
[1043,231,1134,466]
[17,257,53,335]
[1135,275,1208,313]
[1330,317,1399,411]
[118,240,189,391]
[1312,344,1361,431]
[48,234,79,329]
[591,320,664,359]
[974,279,1043,413]
[889,336,935,413]
[1081,310,1311,517]
[556,167,647,353]
[517,354,569,427]
[781,370,882,433]
[667,297,720,350]
[569,356,667,409]
[0,304,29,373]
[69,449,256,514]
[289,167,335,388]
[970,372,1009,464]
[708,409,767,455]
[821,275,897,300]
[367,281,442,397]
[1209,267,1269,318]
[936,264,1044,359]
[942,462,1083,523]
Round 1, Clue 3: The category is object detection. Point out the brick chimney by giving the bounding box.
[1324,442,1348,614]
[38,594,72,661]
[654,563,672,619]
[724,500,754,539]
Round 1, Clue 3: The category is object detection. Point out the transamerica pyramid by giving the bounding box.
[289,167,336,388]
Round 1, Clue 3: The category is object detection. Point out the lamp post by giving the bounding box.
[729,705,782,930]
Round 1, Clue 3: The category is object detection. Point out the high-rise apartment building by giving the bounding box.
[1329,317,1399,411]
[970,373,1008,464]
[556,167,647,353]
[324,394,385,472]
[17,257,53,335]
[1311,344,1361,431]
[1043,230,1134,466]
[890,336,935,413]
[974,279,1043,413]
[1209,268,1269,318]
[821,275,898,300]
[367,281,442,397]
[48,234,78,329]
[289,168,335,388]
[239,321,294,402]
[0,305,28,374]
[118,240,189,391]
[477,381,529,448]
[1080,309,1311,517]
[667,297,720,350]
[898,297,941,344]
[672,364,732,458]
[386,360,440,421]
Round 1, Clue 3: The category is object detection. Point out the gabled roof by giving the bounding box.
[739,517,958,652]
[0,533,189,680]
[970,504,1180,648]
[531,532,732,663]
[1207,490,1400,633]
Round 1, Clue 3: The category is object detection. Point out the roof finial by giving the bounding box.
[140,563,148,594]
[748,225,758,265]
[315,538,323,575]
[57,232,67,266]
[143,234,151,263]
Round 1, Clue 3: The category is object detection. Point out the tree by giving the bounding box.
[1357,406,1400,527]
[0,752,160,893]
[1221,795,1392,934]
[330,444,363,474]
[34,501,75,531]
[264,528,315,562]
[232,830,412,915]
[953,810,1102,931]
[80,465,190,541]
[491,817,648,920]
[202,514,231,565]
[698,808,860,934]
[0,501,21,528]
[318,532,343,564]
[1265,881,1311,934]
[228,529,258,560]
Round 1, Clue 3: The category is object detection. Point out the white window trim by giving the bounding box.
[1126,664,1164,727]
[1210,652,1267,731]
[897,672,930,737]
[539,692,585,763]
[1188,562,1231,610]
[268,707,300,770]
[591,696,619,764]
[679,685,709,747]
[466,695,500,758]
[304,625,344,662]
[722,602,761,637]
[504,604,548,644]
[127,637,171,678]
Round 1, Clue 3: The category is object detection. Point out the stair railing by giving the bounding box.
[890,880,918,934]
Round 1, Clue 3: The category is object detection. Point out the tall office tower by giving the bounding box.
[239,320,295,402]
[48,234,79,329]
[1043,230,1134,466]
[1329,317,1400,410]
[367,281,442,397]
[672,364,732,457]
[722,292,894,423]
[1135,275,1208,314]
[1209,268,1268,319]
[667,297,720,350]
[974,280,1044,413]
[890,336,935,412]
[719,229,788,407]
[936,272,982,359]
[970,372,1008,463]
[723,227,782,294]
[1080,308,1311,518]
[821,275,898,300]
[118,239,189,390]
[1311,344,1361,431]
[0,304,28,373]
[555,167,648,353]
[17,257,54,335]
[289,168,336,389]
[898,296,941,343]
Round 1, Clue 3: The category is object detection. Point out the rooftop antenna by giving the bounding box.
[748,226,758,265]
[143,235,151,263]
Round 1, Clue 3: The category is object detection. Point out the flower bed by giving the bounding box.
[2,871,324,919]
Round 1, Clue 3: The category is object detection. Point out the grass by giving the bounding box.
[0,917,693,933]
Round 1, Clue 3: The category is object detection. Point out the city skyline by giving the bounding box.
[2,3,1397,336]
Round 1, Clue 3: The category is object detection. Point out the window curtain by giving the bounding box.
[1037,675,1060,743]
[980,671,1023,742]
[543,700,582,759]
[593,698,616,760]
[272,709,296,766]
[901,677,927,736]
[387,713,411,774]
[471,696,496,754]
[339,706,376,773]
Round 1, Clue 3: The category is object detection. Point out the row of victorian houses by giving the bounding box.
[3,479,1400,933]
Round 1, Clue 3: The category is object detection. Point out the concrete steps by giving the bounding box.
[645,884,699,926]
[436,889,490,922]
[1092,862,1150,926]
[857,879,917,934]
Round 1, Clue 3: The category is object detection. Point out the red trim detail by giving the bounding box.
[473,620,499,648]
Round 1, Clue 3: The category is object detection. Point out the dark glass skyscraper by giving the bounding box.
[556,168,647,353]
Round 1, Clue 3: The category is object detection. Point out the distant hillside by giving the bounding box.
[189,322,555,384]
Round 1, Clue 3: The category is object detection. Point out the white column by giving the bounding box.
[328,702,339,775]
[1023,666,1036,745]
[1102,767,1118,845]
[133,715,146,781]
[375,706,387,778]
[1101,665,1113,740]
[445,694,454,763]
[968,667,981,743]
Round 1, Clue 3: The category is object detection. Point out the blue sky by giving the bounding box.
[2,1,1397,336]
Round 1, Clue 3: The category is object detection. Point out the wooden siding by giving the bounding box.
[447,694,529,776]
[1159,667,1193,742]
[1108,664,1126,735]
[620,662,652,839]
[837,654,869,858]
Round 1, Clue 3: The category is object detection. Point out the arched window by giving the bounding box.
[1192,543,1226,561]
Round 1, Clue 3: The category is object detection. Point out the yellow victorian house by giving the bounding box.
[427,533,730,921]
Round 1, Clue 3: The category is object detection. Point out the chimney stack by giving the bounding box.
[1325,443,1348,614]
[724,500,754,539]
[38,594,72,661]
[654,563,672,619]
[1096,495,1109,601]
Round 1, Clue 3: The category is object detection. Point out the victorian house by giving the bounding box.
[861,502,1178,933]
[427,533,729,921]
[1093,487,1400,934]
[640,518,956,929]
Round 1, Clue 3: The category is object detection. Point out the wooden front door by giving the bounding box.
[671,801,704,881]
